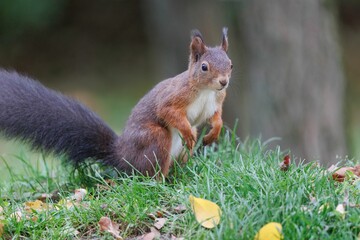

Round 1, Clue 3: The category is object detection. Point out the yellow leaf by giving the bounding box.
[24,200,47,212]
[255,222,283,240]
[57,199,77,209]
[189,195,221,229]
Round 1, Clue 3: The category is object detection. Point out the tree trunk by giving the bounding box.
[239,0,346,165]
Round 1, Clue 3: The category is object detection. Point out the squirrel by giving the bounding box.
[0,28,232,177]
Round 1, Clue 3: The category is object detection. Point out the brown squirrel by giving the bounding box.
[0,28,232,177]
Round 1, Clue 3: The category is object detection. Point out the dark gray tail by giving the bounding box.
[0,69,117,165]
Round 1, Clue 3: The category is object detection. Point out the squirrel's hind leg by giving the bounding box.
[139,125,172,177]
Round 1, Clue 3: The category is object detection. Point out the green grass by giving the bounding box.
[0,129,360,239]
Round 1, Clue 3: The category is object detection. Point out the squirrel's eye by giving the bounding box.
[230,64,233,69]
[201,63,208,71]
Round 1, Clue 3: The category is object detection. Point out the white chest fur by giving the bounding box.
[170,90,217,158]
[186,90,217,126]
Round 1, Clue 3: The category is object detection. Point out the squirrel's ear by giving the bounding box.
[221,27,229,52]
[190,29,206,63]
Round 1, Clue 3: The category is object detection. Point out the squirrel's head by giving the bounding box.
[188,27,232,91]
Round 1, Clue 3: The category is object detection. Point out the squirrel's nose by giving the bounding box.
[219,79,228,87]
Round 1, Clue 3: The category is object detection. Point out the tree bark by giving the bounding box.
[239,0,346,165]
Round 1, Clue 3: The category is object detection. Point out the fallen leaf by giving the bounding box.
[155,210,164,218]
[100,204,108,210]
[153,217,167,230]
[254,222,283,240]
[189,195,221,229]
[173,204,186,214]
[10,210,23,222]
[349,202,360,208]
[36,193,53,202]
[328,165,360,182]
[57,199,77,209]
[24,200,48,212]
[335,203,346,219]
[147,213,156,220]
[96,184,111,191]
[105,179,117,186]
[280,155,291,171]
[142,227,161,240]
[99,216,123,240]
[318,203,330,213]
[36,191,60,202]
[63,225,79,237]
[171,235,184,240]
[309,195,317,205]
[74,188,87,202]
[141,232,156,240]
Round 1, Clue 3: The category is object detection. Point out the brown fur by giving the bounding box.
[112,28,232,176]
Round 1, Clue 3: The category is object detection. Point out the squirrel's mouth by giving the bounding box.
[217,86,227,91]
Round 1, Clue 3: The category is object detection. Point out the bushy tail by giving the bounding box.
[0,69,117,165]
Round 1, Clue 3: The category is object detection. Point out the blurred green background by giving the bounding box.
[0,0,359,178]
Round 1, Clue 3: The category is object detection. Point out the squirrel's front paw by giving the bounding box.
[183,133,196,151]
[203,132,219,146]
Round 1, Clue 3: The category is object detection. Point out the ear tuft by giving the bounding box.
[191,29,204,42]
[221,27,229,52]
[189,29,206,63]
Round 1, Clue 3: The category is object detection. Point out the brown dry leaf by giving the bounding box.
[141,227,161,240]
[155,210,164,218]
[100,203,109,210]
[105,179,116,187]
[280,155,291,171]
[173,204,186,214]
[36,193,53,202]
[141,232,156,240]
[36,191,60,202]
[97,180,117,191]
[98,216,123,240]
[349,203,360,208]
[96,184,111,191]
[153,217,167,230]
[74,188,87,202]
[328,165,359,182]
[171,235,184,240]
